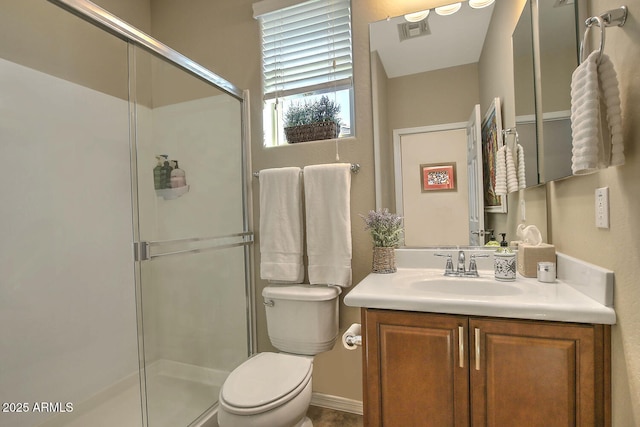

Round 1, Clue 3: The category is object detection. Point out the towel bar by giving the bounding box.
[580,6,628,63]
[253,163,360,178]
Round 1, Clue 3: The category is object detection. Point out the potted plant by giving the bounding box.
[283,95,341,143]
[360,208,403,273]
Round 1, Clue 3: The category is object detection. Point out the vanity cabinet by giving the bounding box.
[361,309,611,427]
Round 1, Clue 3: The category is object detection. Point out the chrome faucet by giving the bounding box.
[457,250,466,275]
[435,250,489,277]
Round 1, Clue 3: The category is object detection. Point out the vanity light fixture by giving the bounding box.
[404,9,430,22]
[468,0,495,8]
[435,2,462,16]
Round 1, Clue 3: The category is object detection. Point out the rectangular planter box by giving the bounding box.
[284,121,339,143]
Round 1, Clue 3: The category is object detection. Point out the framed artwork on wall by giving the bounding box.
[481,97,507,213]
[420,162,457,192]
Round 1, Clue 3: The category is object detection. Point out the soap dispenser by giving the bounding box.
[170,161,187,188]
[494,233,516,281]
[484,230,499,247]
[153,156,164,190]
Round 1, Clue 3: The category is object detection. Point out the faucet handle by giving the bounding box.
[434,253,455,276]
[464,254,490,277]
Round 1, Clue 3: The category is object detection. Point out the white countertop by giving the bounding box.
[344,249,616,325]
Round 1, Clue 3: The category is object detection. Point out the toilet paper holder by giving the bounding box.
[345,334,362,347]
[342,323,362,350]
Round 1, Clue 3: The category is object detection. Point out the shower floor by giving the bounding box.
[41,360,225,427]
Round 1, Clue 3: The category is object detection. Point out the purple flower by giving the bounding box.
[360,208,403,247]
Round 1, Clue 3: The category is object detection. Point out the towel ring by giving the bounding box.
[580,15,605,64]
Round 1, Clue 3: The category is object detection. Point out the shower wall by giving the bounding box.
[0,48,139,427]
[1,1,251,426]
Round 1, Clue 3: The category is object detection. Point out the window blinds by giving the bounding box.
[257,0,352,100]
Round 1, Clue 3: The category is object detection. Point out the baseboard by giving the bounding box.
[310,392,363,415]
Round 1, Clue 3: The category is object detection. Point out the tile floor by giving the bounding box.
[307,406,364,426]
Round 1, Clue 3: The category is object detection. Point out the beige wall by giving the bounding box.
[547,0,640,423]
[387,63,481,131]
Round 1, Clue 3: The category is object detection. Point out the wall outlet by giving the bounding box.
[595,187,610,229]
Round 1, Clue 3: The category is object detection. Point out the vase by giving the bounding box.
[372,247,397,274]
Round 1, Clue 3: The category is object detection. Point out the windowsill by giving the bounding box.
[265,135,357,148]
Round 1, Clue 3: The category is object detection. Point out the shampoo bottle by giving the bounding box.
[170,161,187,188]
[153,156,164,190]
[494,233,516,281]
[161,156,173,189]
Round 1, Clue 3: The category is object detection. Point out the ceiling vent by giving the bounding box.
[398,20,431,42]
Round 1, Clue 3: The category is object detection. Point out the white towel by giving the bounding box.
[517,144,526,190]
[494,146,507,196]
[599,54,624,166]
[506,145,519,194]
[259,167,304,283]
[304,164,352,287]
[570,50,624,174]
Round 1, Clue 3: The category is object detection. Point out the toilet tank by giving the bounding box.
[262,285,340,356]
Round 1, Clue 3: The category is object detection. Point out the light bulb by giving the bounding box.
[435,3,462,16]
[404,9,430,23]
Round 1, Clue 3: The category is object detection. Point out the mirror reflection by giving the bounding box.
[370,0,581,247]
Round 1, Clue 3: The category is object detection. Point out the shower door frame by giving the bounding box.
[47,1,256,426]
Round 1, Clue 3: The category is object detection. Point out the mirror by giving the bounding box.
[537,0,579,182]
[370,0,582,246]
[512,0,539,187]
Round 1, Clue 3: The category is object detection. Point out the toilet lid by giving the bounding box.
[221,352,312,413]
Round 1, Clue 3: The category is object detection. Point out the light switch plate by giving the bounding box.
[595,187,610,229]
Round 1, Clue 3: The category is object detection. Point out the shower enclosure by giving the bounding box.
[0,1,253,426]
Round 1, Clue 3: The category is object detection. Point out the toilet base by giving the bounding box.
[298,416,313,427]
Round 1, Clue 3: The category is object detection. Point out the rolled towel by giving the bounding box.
[494,145,507,196]
[506,145,519,194]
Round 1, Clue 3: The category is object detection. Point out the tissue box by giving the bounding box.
[517,243,556,277]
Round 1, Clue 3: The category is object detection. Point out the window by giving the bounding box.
[254,0,354,146]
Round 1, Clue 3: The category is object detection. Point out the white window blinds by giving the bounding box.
[257,0,352,100]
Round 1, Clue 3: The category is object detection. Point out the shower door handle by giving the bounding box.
[134,232,254,261]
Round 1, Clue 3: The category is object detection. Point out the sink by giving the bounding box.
[390,269,524,297]
[343,249,617,325]
[409,276,523,296]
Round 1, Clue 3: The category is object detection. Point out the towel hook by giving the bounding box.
[580,15,605,64]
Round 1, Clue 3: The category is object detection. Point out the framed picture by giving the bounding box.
[481,97,507,213]
[420,163,457,192]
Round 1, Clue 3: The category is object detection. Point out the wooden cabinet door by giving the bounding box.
[363,309,470,427]
[469,318,609,427]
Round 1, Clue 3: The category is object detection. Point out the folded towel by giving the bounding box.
[259,167,304,283]
[494,146,507,196]
[570,50,624,174]
[506,145,519,193]
[517,144,526,189]
[304,164,352,287]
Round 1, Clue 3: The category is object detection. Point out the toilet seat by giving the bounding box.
[220,352,312,416]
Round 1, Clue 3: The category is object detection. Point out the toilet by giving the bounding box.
[217,284,341,427]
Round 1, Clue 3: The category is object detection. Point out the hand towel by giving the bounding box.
[598,54,624,167]
[570,50,624,174]
[494,146,507,196]
[259,167,304,283]
[570,50,601,174]
[506,145,519,194]
[303,164,352,287]
[517,144,526,190]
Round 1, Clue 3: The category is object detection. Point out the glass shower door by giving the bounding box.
[131,46,251,427]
